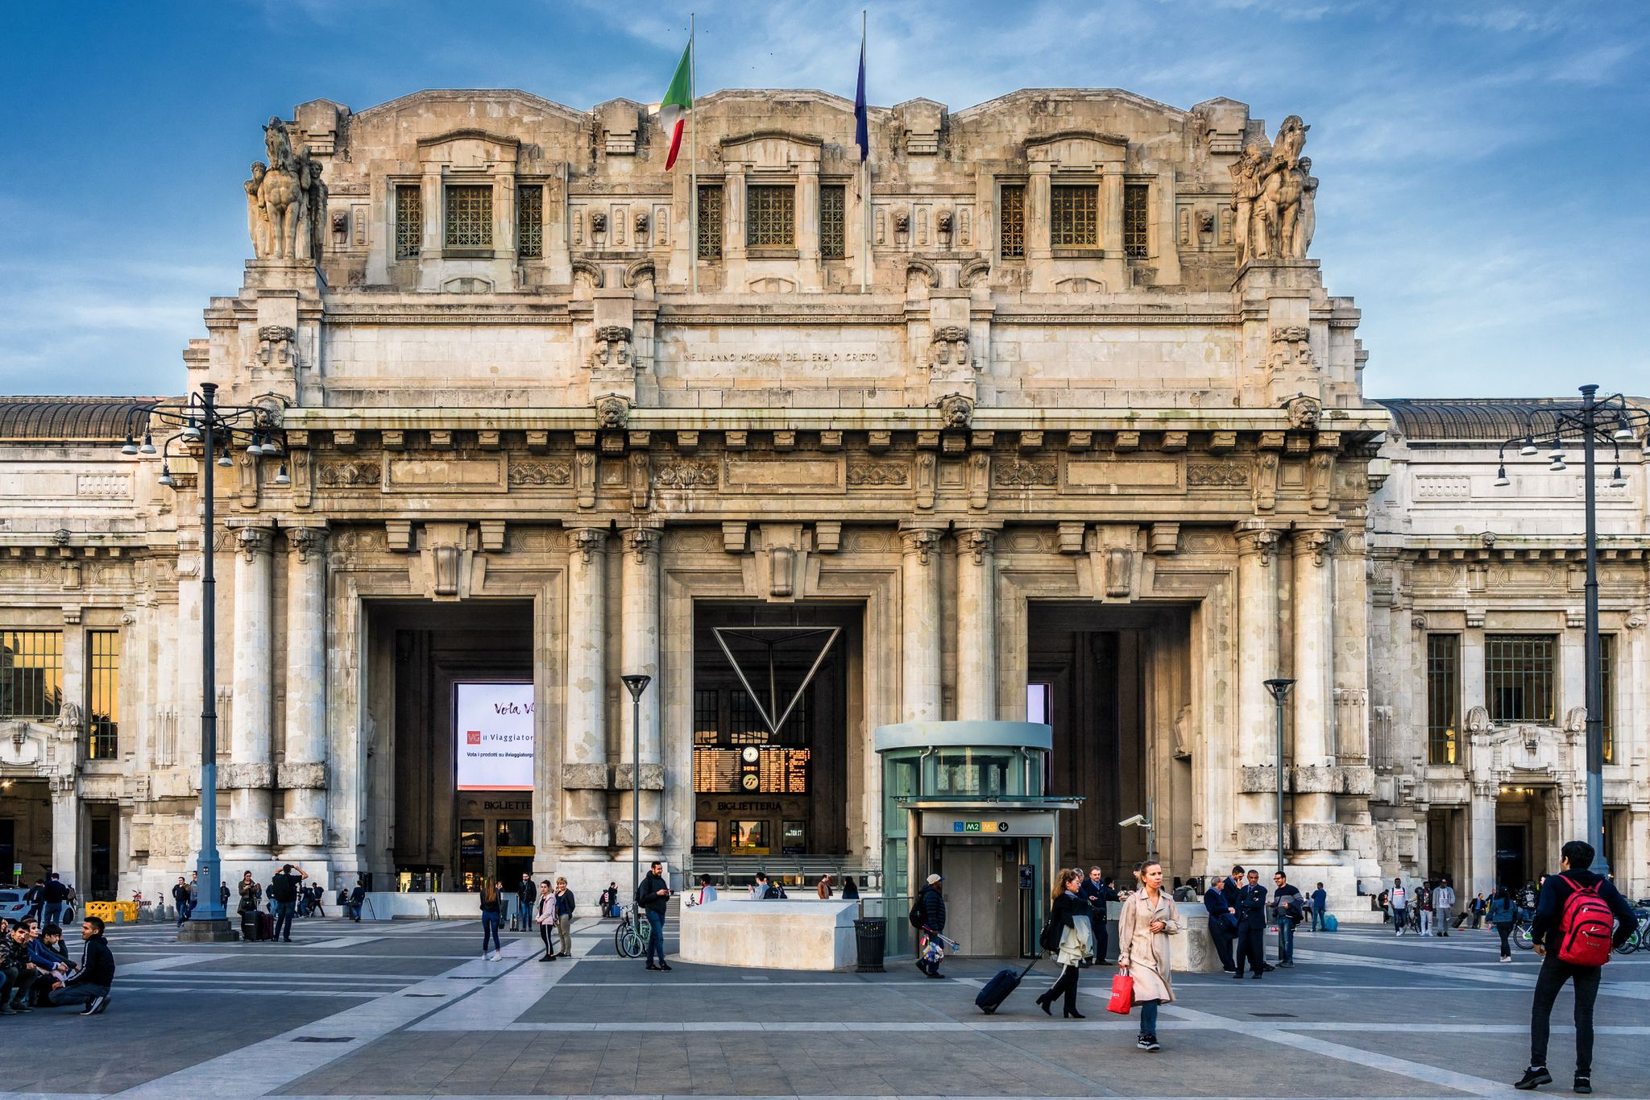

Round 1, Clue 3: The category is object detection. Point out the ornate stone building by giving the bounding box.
[4,85,1405,914]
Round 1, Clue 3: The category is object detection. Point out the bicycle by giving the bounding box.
[1613,909,1648,956]
[614,903,652,959]
[1512,912,1536,951]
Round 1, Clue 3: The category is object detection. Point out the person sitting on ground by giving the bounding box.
[33,923,71,982]
[2,921,41,1013]
[46,916,114,1016]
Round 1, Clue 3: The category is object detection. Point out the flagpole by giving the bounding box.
[689,13,698,296]
[859,9,870,292]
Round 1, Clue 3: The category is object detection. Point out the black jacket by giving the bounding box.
[68,934,114,989]
[919,884,947,933]
[1236,883,1269,924]
[42,880,68,904]
[1204,885,1235,923]
[268,871,302,904]
[637,872,670,914]
[555,888,577,917]
[1047,890,1084,931]
[1530,870,1638,954]
[1077,878,1115,916]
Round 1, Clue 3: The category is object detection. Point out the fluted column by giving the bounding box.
[279,527,328,858]
[900,526,943,723]
[1234,522,1281,855]
[226,525,274,857]
[955,528,998,721]
[620,526,661,852]
[563,528,611,851]
[1291,527,1339,861]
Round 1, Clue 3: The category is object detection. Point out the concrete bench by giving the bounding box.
[679,897,861,971]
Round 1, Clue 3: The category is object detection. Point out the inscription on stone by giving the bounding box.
[386,457,504,492]
[723,455,845,493]
[1065,459,1182,492]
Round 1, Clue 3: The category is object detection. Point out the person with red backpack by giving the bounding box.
[1514,840,1638,1095]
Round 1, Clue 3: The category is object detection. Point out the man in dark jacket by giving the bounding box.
[637,861,671,972]
[1271,872,1303,966]
[1234,870,1268,980]
[47,915,114,1016]
[267,864,308,943]
[916,873,948,978]
[40,874,69,927]
[514,873,536,932]
[171,876,191,927]
[1203,878,1237,971]
[1514,840,1639,1095]
[1077,867,1116,965]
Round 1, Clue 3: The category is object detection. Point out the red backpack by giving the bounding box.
[1556,878,1615,967]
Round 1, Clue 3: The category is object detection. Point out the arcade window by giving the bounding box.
[746,184,796,248]
[517,185,543,258]
[696,184,723,259]
[86,630,120,760]
[1,630,63,719]
[443,184,493,250]
[1050,184,1098,247]
[1484,634,1555,725]
[999,184,1025,259]
[1123,183,1150,258]
[1426,634,1459,765]
[819,184,846,259]
[1600,634,1616,764]
[394,185,422,259]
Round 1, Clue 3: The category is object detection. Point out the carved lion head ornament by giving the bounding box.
[936,393,974,429]
[594,394,631,429]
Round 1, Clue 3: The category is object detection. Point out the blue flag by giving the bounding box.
[853,36,868,162]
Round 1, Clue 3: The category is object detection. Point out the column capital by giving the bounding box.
[623,525,660,563]
[234,525,274,562]
[956,526,997,565]
[1292,527,1339,567]
[285,526,329,564]
[570,527,609,564]
[899,525,943,565]
[1234,521,1281,564]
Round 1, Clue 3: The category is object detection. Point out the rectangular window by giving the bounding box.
[1599,634,1616,765]
[1123,183,1150,258]
[1050,184,1098,247]
[87,630,120,760]
[1485,635,1556,724]
[1000,184,1025,258]
[696,184,723,259]
[1,630,63,719]
[819,184,845,259]
[746,184,796,247]
[394,184,422,259]
[516,185,543,258]
[693,687,720,746]
[1426,634,1459,765]
[443,184,493,250]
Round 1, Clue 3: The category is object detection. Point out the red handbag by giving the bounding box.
[1106,971,1134,1015]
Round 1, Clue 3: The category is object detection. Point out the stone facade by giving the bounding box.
[2,85,1421,909]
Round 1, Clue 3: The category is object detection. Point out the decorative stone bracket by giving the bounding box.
[610,763,666,791]
[276,762,325,790]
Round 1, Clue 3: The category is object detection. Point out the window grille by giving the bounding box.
[0,629,63,719]
[1050,184,1098,247]
[819,185,846,259]
[1000,184,1025,258]
[1600,634,1616,765]
[87,631,120,760]
[516,185,543,258]
[697,184,723,259]
[1123,183,1150,258]
[1485,635,1556,724]
[746,185,796,247]
[728,691,765,744]
[1426,634,1459,765]
[394,185,422,259]
[694,688,720,746]
[443,185,493,250]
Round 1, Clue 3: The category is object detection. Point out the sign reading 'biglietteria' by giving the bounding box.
[455,681,534,791]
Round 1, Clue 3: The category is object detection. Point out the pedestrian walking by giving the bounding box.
[1117,859,1181,1051]
[1234,869,1268,979]
[479,880,503,960]
[1035,869,1091,1018]
[1434,877,1456,936]
[1203,876,1237,972]
[267,864,306,943]
[1468,891,1487,929]
[171,876,190,927]
[553,877,575,958]
[914,873,948,979]
[637,861,672,971]
[1390,878,1408,936]
[1310,882,1328,932]
[40,874,69,928]
[1513,840,1638,1095]
[1488,887,1519,962]
[1271,871,1302,966]
[533,880,558,960]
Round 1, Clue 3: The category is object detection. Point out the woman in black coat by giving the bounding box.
[1036,869,1093,1019]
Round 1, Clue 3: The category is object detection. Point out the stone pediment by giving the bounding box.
[721,129,825,167]
[955,87,1189,124]
[352,88,588,127]
[417,129,521,168]
[1025,130,1128,169]
[1473,721,1572,779]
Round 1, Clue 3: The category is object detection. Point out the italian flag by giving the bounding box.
[658,40,692,170]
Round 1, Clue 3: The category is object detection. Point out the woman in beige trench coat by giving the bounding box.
[1116,860,1182,1051]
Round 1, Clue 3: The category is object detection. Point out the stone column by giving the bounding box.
[619,526,662,853]
[1469,781,1497,899]
[226,525,274,858]
[900,526,943,723]
[1233,522,1281,855]
[563,528,611,852]
[49,775,81,888]
[1291,528,1339,862]
[279,527,328,860]
[955,528,998,721]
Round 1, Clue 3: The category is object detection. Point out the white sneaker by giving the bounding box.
[490,950,502,961]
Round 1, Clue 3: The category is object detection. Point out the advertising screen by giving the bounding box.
[454,681,534,791]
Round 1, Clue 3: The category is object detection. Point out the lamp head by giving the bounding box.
[158,465,176,489]
[621,674,652,701]
[1518,436,1538,457]
[121,435,139,456]
[1263,677,1296,701]
[217,447,233,468]
[1493,466,1510,488]
[180,419,201,443]
[273,463,291,487]
[139,432,156,455]
[1609,466,1627,489]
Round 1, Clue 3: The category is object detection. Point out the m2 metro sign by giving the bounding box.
[455,681,535,791]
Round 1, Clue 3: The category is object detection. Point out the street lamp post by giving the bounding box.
[1494,384,1646,877]
[1264,678,1295,875]
[621,674,652,897]
[123,383,287,941]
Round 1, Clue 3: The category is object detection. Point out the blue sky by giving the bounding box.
[2,0,1645,399]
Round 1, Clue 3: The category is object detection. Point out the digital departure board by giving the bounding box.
[693,746,810,793]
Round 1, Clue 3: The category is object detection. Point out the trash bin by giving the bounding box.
[854,917,887,972]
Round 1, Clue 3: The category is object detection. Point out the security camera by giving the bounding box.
[1118,813,1150,828]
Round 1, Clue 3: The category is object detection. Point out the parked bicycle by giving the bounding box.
[613,903,653,959]
[1613,907,1648,956]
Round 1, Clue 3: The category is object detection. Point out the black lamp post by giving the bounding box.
[1264,678,1296,875]
[621,674,652,896]
[1494,384,1645,877]
[123,383,287,941]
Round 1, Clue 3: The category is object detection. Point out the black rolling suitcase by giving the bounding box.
[974,956,1040,1014]
[259,912,276,941]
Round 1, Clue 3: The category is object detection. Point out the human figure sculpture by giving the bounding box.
[1228,144,1265,266]
[246,117,327,263]
[1291,157,1317,260]
[1231,117,1315,264]
[244,163,269,258]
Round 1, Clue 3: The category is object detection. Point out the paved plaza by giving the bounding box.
[2,914,1648,1099]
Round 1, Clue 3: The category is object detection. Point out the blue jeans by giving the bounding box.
[1139,998,1159,1035]
[48,982,107,1009]
[272,899,296,942]
[43,902,64,927]
[1310,905,1325,931]
[1275,917,1295,962]
[482,912,501,953]
[644,908,666,965]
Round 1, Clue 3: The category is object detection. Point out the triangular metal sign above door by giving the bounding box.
[712,626,841,738]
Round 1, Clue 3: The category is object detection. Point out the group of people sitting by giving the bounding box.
[0,914,115,1017]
